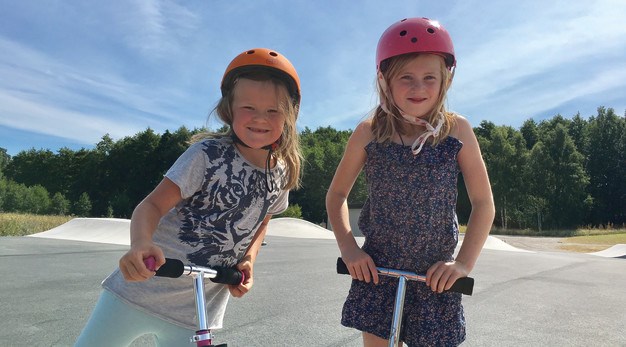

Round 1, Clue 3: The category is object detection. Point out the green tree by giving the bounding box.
[481,126,528,229]
[275,204,303,219]
[526,142,551,230]
[155,127,195,170]
[520,119,539,150]
[568,113,589,156]
[50,192,70,215]
[0,177,7,210]
[73,192,92,217]
[292,126,360,223]
[104,129,161,217]
[4,149,55,190]
[23,185,51,214]
[0,147,9,178]
[2,180,29,212]
[474,120,496,141]
[527,125,589,229]
[585,107,626,225]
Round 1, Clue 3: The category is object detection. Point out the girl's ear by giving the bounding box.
[377,72,389,93]
[445,70,455,90]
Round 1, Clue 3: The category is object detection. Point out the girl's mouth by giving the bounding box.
[248,127,269,133]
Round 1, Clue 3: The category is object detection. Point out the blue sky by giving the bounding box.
[2,0,625,156]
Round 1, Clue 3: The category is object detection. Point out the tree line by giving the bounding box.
[1,106,624,230]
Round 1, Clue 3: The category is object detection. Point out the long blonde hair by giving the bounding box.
[371,53,456,145]
[192,71,302,190]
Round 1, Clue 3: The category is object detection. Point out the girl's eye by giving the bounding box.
[268,109,283,117]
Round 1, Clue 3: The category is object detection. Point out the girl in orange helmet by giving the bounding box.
[76,48,302,346]
[326,18,494,346]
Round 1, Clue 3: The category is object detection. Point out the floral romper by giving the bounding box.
[341,137,465,346]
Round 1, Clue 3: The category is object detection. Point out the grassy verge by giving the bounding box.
[490,226,626,237]
[0,213,73,237]
[462,224,626,253]
[558,233,626,252]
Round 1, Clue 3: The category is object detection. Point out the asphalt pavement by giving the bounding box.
[1,233,625,346]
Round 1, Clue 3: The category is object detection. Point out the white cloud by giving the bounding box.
[0,36,206,144]
[1,0,625,154]
[448,0,626,125]
[0,92,143,144]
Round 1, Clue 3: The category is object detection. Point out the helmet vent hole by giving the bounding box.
[399,30,407,36]
[246,50,255,54]
[269,52,278,57]
[411,37,418,43]
[427,28,435,34]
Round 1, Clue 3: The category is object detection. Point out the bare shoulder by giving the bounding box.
[350,119,375,148]
[450,114,475,143]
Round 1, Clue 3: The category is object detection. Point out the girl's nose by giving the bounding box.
[252,110,268,119]
[410,80,425,90]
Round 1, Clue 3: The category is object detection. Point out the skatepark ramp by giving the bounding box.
[27,217,535,253]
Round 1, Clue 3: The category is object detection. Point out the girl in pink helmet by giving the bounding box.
[326,18,495,346]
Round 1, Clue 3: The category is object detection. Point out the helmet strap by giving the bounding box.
[231,131,279,192]
[377,72,443,156]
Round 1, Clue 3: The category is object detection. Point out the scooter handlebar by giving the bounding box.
[144,257,244,285]
[336,257,474,296]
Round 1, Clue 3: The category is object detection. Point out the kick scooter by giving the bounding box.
[336,257,474,347]
[145,257,244,347]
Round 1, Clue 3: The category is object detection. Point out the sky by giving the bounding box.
[1,0,625,156]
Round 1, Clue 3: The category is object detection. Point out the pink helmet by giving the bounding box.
[376,17,455,71]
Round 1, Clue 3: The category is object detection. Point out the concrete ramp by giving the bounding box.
[28,218,130,245]
[482,236,534,253]
[27,217,531,253]
[266,218,335,239]
[588,244,626,258]
[26,217,335,245]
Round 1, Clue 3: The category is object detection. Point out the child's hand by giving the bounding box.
[426,260,469,293]
[119,242,165,282]
[341,248,379,284]
[228,255,253,298]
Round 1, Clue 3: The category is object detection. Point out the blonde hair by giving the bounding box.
[192,71,302,190]
[371,53,456,145]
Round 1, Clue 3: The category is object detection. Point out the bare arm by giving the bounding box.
[427,115,495,292]
[326,121,379,284]
[454,116,495,270]
[229,214,272,297]
[119,177,183,281]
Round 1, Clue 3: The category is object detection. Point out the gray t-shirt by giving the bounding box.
[102,137,289,329]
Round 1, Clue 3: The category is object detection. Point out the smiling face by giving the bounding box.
[388,54,445,119]
[231,78,287,149]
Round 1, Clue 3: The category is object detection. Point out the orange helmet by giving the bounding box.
[221,48,301,105]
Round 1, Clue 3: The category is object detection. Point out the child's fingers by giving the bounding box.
[228,285,243,297]
[436,271,455,293]
[229,281,252,298]
[120,255,152,281]
[427,261,466,293]
[369,260,379,284]
[349,259,378,284]
[426,261,446,292]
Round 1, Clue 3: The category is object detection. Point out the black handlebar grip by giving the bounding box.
[210,267,244,285]
[154,258,185,278]
[337,257,350,275]
[448,276,474,296]
[336,257,474,296]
